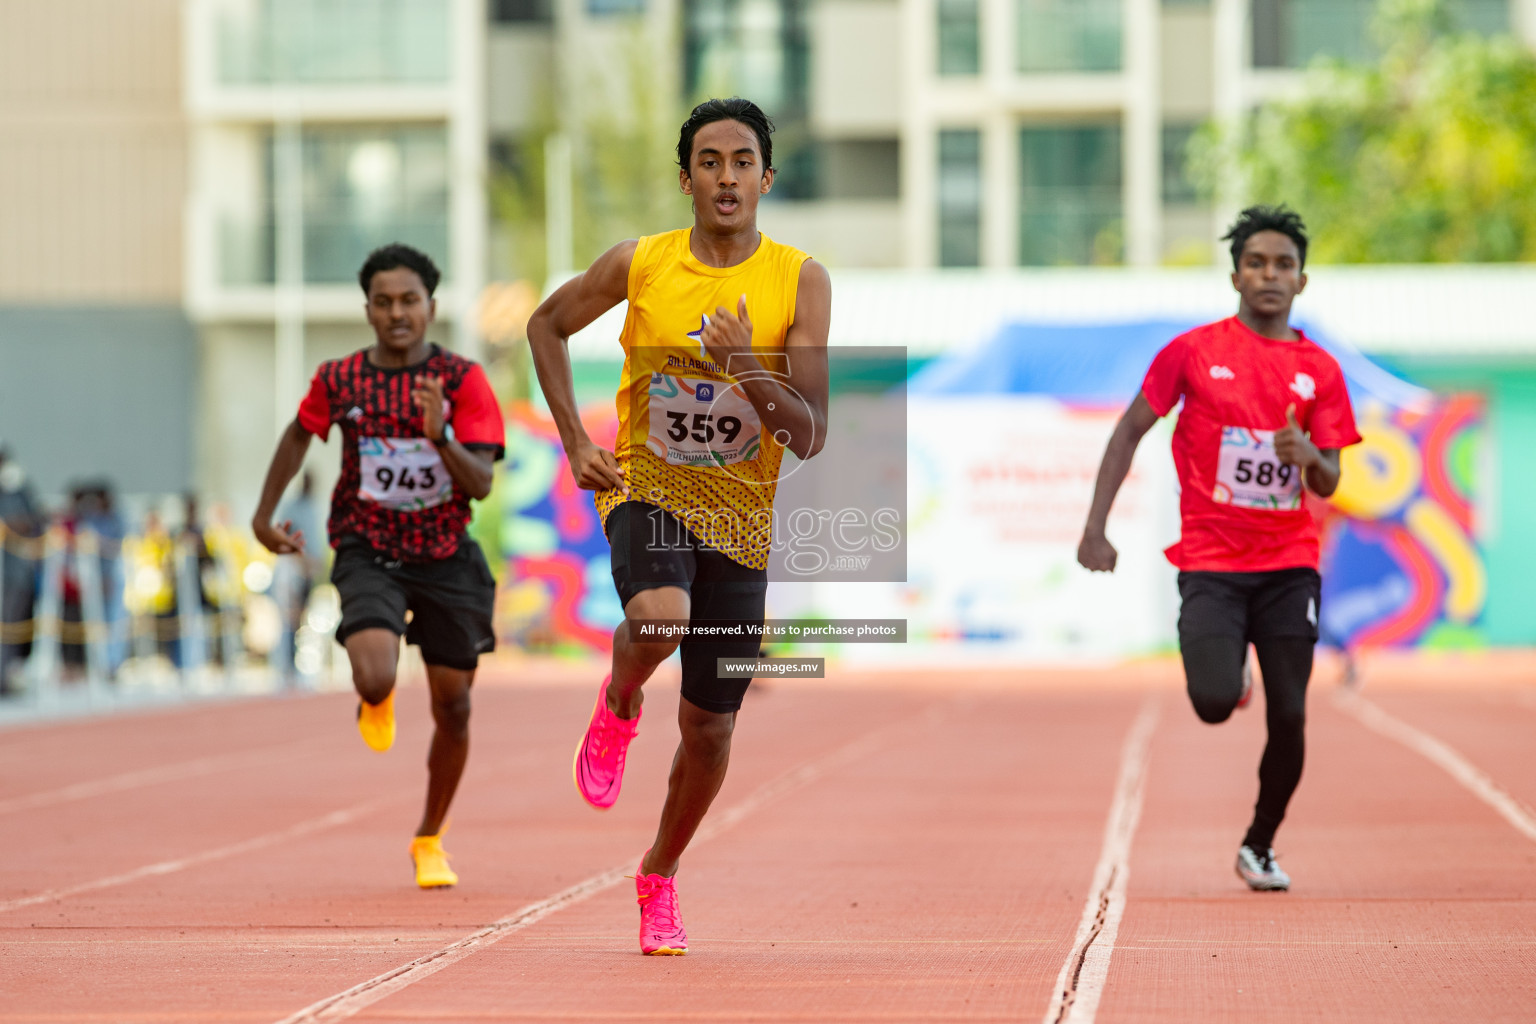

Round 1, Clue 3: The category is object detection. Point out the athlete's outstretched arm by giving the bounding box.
[527,240,637,493]
[698,259,830,460]
[1077,392,1160,573]
[252,418,315,554]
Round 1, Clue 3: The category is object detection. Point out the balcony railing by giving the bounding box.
[214,0,451,86]
[1015,0,1121,74]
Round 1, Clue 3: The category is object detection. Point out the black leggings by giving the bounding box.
[1181,635,1314,851]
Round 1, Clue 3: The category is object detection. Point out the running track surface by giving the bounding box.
[4,659,1534,1023]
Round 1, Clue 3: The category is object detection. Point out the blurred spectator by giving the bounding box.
[0,445,43,695]
[166,494,219,668]
[59,481,128,679]
[275,472,325,683]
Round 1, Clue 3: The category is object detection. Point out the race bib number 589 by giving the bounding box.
[358,437,452,511]
[1213,427,1302,510]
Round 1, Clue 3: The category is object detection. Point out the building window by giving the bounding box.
[938,129,982,267]
[685,0,810,117]
[1016,0,1121,74]
[1161,122,1200,205]
[586,0,646,14]
[1019,123,1122,265]
[937,0,980,75]
[215,0,451,85]
[1252,0,1508,68]
[221,125,450,287]
[491,0,553,22]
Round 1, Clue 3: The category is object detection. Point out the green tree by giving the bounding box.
[1193,0,1536,262]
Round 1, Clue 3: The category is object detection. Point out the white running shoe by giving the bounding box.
[1236,845,1291,891]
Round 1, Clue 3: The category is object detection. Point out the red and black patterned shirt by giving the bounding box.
[297,345,505,562]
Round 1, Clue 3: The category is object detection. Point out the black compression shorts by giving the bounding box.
[1177,567,1321,646]
[331,534,496,670]
[604,502,767,715]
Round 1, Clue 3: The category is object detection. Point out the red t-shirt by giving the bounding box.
[1141,317,1361,573]
[297,346,505,561]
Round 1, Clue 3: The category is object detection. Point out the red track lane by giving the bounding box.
[1100,681,1536,1023]
[6,668,1535,1022]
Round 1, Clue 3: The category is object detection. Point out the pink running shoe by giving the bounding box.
[572,674,640,810]
[635,858,688,955]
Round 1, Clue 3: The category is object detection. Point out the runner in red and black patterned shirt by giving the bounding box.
[252,244,505,890]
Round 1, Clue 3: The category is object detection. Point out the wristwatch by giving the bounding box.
[431,423,455,448]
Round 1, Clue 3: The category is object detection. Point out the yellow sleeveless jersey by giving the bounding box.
[595,227,811,570]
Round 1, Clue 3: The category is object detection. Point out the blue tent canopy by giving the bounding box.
[907,318,1428,409]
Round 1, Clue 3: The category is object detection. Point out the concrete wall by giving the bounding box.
[0,308,196,499]
[0,0,185,303]
[757,199,903,268]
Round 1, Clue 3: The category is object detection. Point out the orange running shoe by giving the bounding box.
[357,692,396,752]
[410,833,458,889]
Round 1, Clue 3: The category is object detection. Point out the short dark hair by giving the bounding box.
[676,97,774,173]
[1223,205,1308,270]
[358,243,441,297]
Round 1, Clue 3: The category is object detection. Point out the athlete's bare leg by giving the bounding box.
[345,628,400,705]
[606,586,689,719]
[417,663,473,837]
[641,699,735,878]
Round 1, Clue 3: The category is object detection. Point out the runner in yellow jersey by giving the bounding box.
[528,97,831,955]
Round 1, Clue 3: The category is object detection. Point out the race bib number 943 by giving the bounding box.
[645,373,762,467]
[1213,427,1302,510]
[358,437,452,511]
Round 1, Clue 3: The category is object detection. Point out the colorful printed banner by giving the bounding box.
[1321,395,1486,649]
[493,403,622,654]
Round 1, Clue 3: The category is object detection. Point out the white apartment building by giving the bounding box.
[903,0,1536,269]
[182,0,487,512]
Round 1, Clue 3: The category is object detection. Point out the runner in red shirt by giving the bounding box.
[1078,206,1361,891]
[251,244,506,889]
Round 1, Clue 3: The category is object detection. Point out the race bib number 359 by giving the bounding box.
[645,373,762,467]
[1213,427,1302,510]
[358,437,452,511]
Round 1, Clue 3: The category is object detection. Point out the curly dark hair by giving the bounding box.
[1222,205,1309,270]
[358,243,441,297]
[676,97,775,173]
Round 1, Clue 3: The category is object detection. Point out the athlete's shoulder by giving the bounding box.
[1296,332,1344,367]
[315,349,367,381]
[1176,317,1236,348]
[760,232,813,268]
[636,227,689,262]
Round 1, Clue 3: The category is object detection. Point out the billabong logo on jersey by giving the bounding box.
[686,315,709,349]
[1210,365,1236,380]
[1290,373,1316,401]
[1307,597,1317,626]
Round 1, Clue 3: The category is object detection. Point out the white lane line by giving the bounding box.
[1043,695,1160,1024]
[0,740,321,817]
[1334,689,1536,843]
[274,699,957,1024]
[0,794,403,914]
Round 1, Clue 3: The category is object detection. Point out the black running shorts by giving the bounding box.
[605,502,767,715]
[331,534,497,670]
[1177,567,1321,646]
